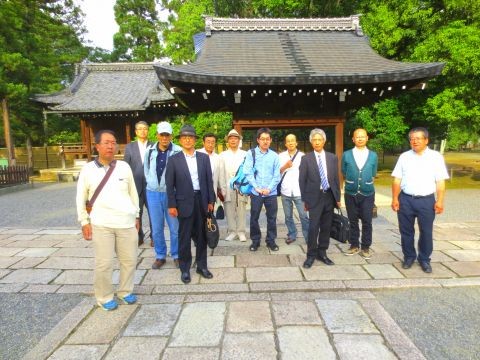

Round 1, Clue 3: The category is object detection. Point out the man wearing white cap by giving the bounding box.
[218,129,248,241]
[144,121,182,269]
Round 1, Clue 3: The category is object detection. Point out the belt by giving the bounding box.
[401,191,434,199]
[193,190,201,194]
[320,188,331,193]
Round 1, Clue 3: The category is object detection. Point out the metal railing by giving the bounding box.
[0,165,30,187]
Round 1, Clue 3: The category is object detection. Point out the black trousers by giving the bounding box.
[344,193,375,249]
[178,193,208,272]
[138,190,152,240]
[306,190,335,258]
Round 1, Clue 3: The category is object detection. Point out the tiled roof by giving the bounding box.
[155,17,443,86]
[205,15,362,33]
[34,63,174,113]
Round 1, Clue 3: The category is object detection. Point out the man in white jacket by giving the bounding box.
[218,129,248,241]
[76,130,139,311]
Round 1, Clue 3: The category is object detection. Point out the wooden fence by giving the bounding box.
[0,165,30,187]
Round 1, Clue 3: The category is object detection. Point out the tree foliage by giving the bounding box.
[0,0,88,145]
[112,0,163,61]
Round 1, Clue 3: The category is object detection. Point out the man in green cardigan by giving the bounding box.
[341,128,378,259]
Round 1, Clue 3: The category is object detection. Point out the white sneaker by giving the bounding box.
[238,233,247,242]
[225,233,237,241]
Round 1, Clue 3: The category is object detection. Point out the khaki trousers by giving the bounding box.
[92,225,137,304]
[224,193,247,235]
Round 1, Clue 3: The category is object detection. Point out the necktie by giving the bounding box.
[318,155,330,190]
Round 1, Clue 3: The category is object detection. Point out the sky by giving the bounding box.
[77,0,118,50]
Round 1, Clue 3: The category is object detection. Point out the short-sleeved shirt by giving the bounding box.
[392,147,449,196]
[279,150,304,197]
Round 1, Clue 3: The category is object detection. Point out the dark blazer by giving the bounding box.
[166,151,216,218]
[124,140,153,195]
[299,151,341,208]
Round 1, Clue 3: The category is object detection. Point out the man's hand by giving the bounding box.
[391,199,400,212]
[135,218,140,231]
[208,203,214,212]
[336,201,341,208]
[82,224,92,241]
[434,201,444,214]
[169,207,178,217]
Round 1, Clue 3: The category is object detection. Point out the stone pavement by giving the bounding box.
[1,214,480,359]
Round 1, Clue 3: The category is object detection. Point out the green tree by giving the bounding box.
[359,0,480,147]
[0,0,87,147]
[112,0,163,61]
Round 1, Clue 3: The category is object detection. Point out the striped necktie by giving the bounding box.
[318,155,330,190]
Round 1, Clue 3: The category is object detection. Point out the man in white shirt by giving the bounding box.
[391,127,449,273]
[218,129,247,241]
[279,134,309,244]
[76,130,139,311]
[198,133,222,198]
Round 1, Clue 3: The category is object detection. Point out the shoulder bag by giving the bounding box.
[85,160,117,214]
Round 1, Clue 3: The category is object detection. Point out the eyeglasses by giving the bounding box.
[409,137,425,141]
[258,137,271,142]
[136,127,148,131]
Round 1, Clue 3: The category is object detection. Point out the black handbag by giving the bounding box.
[205,211,220,249]
[330,208,350,243]
[215,204,225,220]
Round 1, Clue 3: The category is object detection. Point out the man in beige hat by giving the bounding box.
[218,129,248,241]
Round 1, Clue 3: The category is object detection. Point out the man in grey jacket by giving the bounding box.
[144,121,182,269]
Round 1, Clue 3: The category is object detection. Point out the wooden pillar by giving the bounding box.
[125,121,132,143]
[335,119,345,185]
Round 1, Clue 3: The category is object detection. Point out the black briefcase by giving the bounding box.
[205,211,220,249]
[330,208,350,243]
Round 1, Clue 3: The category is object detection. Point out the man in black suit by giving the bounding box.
[124,121,153,246]
[166,124,216,284]
[299,128,341,269]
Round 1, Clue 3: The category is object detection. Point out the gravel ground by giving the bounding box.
[0,293,87,360]
[374,287,480,360]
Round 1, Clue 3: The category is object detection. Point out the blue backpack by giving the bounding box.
[230,149,256,195]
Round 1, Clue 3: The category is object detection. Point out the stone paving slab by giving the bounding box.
[124,303,181,336]
[5,239,62,248]
[302,265,372,281]
[450,241,480,249]
[66,305,137,344]
[236,253,290,267]
[0,269,11,279]
[52,240,90,248]
[10,256,47,269]
[316,299,379,334]
[334,334,397,360]
[0,268,61,284]
[153,283,249,294]
[162,347,220,360]
[246,266,303,282]
[170,302,225,347]
[0,228,42,234]
[48,344,109,360]
[250,280,345,292]
[278,326,336,360]
[0,283,26,292]
[227,301,273,332]
[54,270,93,285]
[104,337,167,360]
[0,256,22,268]
[36,256,95,269]
[21,284,61,293]
[444,249,480,261]
[364,264,405,279]
[3,234,41,241]
[200,267,245,284]
[34,229,82,235]
[441,261,480,276]
[50,247,95,257]
[272,300,322,325]
[344,278,441,290]
[222,332,277,360]
[0,247,25,256]
[16,247,58,257]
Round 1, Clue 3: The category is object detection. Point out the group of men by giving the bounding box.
[77,122,448,311]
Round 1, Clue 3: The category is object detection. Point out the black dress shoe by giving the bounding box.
[316,254,334,265]
[196,268,213,279]
[249,243,259,251]
[303,257,315,269]
[402,258,415,269]
[419,261,432,273]
[267,242,279,251]
[181,271,191,284]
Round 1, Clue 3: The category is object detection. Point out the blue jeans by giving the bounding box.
[281,195,309,242]
[146,190,178,259]
[250,195,278,245]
